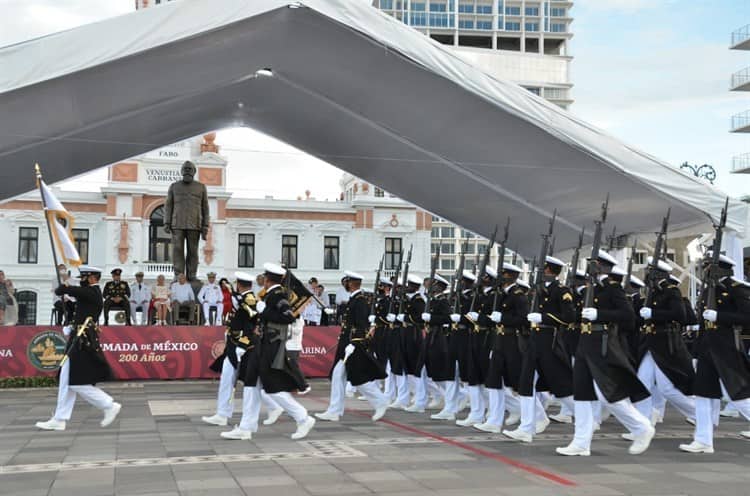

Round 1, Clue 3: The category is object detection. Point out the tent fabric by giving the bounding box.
[0,0,746,256]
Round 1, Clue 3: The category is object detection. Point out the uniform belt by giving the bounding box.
[581,323,608,334]
[532,324,556,332]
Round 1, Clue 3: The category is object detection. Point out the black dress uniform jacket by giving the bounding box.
[573,278,650,403]
[257,285,306,394]
[621,291,643,363]
[564,287,585,358]
[371,294,390,367]
[401,293,426,376]
[453,290,473,382]
[465,288,493,386]
[518,280,575,397]
[485,283,527,391]
[209,291,260,383]
[424,293,454,381]
[637,281,694,395]
[340,290,387,386]
[694,277,750,400]
[55,284,113,386]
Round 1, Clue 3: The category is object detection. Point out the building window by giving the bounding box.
[505,21,521,31]
[525,22,539,31]
[550,23,566,33]
[477,5,492,14]
[238,234,255,268]
[477,20,492,30]
[282,235,298,269]
[149,205,171,263]
[550,7,566,17]
[525,6,539,16]
[460,229,476,238]
[18,227,38,264]
[431,227,440,238]
[524,86,542,96]
[505,6,520,15]
[440,226,455,238]
[380,0,394,8]
[464,244,476,254]
[458,4,474,12]
[441,243,455,254]
[16,290,37,325]
[478,243,489,255]
[385,237,403,270]
[633,251,647,265]
[431,215,441,222]
[374,187,385,198]
[459,20,474,29]
[324,236,340,270]
[72,228,89,264]
[441,259,455,271]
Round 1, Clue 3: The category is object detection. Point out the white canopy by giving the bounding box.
[0,0,745,256]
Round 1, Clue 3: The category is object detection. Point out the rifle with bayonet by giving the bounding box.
[469,225,498,314]
[424,243,441,314]
[623,238,637,291]
[644,209,670,310]
[492,218,511,312]
[385,249,404,324]
[451,237,470,319]
[529,210,557,328]
[581,194,609,336]
[703,197,730,331]
[371,253,385,315]
[396,244,413,317]
[607,226,617,251]
[565,227,585,288]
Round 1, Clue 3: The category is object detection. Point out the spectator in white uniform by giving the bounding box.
[129,271,151,325]
[198,272,223,325]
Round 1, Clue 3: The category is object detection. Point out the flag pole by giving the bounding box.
[35,164,62,287]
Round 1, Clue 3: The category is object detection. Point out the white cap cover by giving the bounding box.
[545,255,565,267]
[484,266,498,278]
[235,271,254,283]
[596,250,618,266]
[462,270,477,281]
[263,262,287,276]
[629,275,645,288]
[646,256,673,273]
[502,262,523,274]
[609,265,627,277]
[344,270,364,280]
[433,274,450,286]
[704,251,736,267]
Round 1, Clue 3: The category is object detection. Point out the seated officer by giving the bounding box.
[103,268,131,325]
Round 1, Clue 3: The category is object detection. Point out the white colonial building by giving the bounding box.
[0,134,431,325]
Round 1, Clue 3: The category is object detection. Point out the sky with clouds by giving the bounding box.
[2,0,750,200]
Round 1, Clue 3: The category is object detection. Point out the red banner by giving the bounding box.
[0,325,339,380]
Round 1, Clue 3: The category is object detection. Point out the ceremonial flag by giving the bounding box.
[283,269,313,317]
[37,175,82,267]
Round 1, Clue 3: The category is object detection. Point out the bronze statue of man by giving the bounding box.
[164,161,209,281]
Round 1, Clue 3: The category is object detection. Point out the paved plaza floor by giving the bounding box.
[1,379,749,496]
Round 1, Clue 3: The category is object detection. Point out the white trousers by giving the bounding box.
[694,381,750,447]
[202,302,223,324]
[571,382,651,450]
[465,385,487,421]
[216,357,280,418]
[129,302,147,325]
[53,361,114,421]
[409,367,429,408]
[635,352,695,420]
[505,390,521,415]
[485,387,508,426]
[519,392,567,435]
[326,360,389,416]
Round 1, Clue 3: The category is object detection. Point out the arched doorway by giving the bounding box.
[149,205,171,263]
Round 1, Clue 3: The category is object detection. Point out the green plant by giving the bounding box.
[0,376,58,389]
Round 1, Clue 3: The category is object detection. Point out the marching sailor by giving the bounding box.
[316,271,389,422]
[421,275,457,415]
[680,253,750,453]
[454,271,485,427]
[36,266,121,431]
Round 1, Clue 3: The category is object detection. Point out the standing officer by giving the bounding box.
[36,266,121,431]
[680,253,750,453]
[103,268,131,325]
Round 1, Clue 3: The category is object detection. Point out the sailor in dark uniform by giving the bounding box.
[371,278,393,370]
[624,274,646,361]
[316,271,389,422]
[634,259,695,427]
[400,274,428,412]
[256,263,316,440]
[680,253,750,453]
[420,275,455,413]
[504,256,576,443]
[103,267,131,325]
[36,266,121,431]
[556,250,654,456]
[384,279,411,409]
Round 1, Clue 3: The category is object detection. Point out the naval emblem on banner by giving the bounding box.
[27,330,67,371]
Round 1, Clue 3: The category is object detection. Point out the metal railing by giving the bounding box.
[142,263,174,276]
[731,67,750,89]
[543,87,570,101]
[731,110,750,131]
[732,152,750,172]
[732,24,750,46]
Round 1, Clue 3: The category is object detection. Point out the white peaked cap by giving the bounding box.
[406,274,423,286]
[646,256,673,273]
[78,265,102,275]
[485,266,498,278]
[263,262,286,276]
[235,271,254,283]
[462,270,477,281]
[516,279,530,288]
[545,255,565,267]
[704,251,736,267]
[669,274,681,284]
[344,270,364,280]
[597,250,618,266]
[575,269,587,278]
[379,277,393,286]
[610,265,627,277]
[433,274,450,286]
[629,275,645,288]
[502,262,523,274]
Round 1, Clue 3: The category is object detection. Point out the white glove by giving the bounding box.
[488,350,493,360]
[527,312,542,324]
[490,311,502,323]
[324,308,334,315]
[639,307,652,320]
[386,313,396,323]
[344,343,356,361]
[396,313,405,323]
[235,348,246,361]
[450,313,461,323]
[255,301,266,313]
[467,311,479,322]
[368,315,376,324]
[687,324,700,331]
[581,307,598,322]
[702,309,717,323]
[62,325,72,337]
[421,312,431,322]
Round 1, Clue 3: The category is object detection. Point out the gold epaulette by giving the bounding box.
[243,292,257,306]
[513,289,524,295]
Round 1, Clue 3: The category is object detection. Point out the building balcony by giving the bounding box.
[731,24,750,50]
[731,152,750,173]
[731,110,750,132]
[731,67,750,91]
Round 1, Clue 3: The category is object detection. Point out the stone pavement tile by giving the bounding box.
[573,473,645,485]
[49,486,115,496]
[179,490,246,496]
[303,482,372,495]
[360,480,429,493]
[240,487,311,496]
[597,463,661,474]
[559,485,627,496]
[675,471,746,483]
[235,474,298,487]
[349,470,410,482]
[400,469,463,480]
[175,478,241,491]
